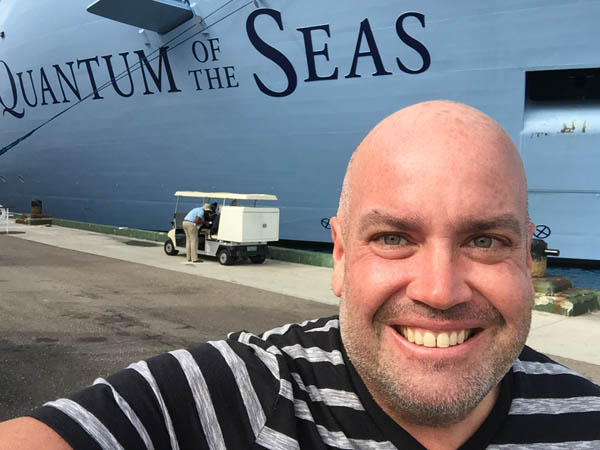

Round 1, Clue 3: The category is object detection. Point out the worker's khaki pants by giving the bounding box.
[183,220,198,262]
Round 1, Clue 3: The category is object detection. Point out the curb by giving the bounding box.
[52,219,168,243]
[269,246,333,268]
[49,218,333,267]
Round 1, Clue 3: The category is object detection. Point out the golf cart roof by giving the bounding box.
[174,191,278,201]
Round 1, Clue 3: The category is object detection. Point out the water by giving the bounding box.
[546,266,600,290]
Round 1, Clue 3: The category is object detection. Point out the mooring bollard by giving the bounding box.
[31,199,42,217]
[531,238,560,278]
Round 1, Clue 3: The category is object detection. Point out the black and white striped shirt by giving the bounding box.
[31,316,600,449]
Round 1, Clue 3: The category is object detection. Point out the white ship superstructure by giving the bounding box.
[1,0,599,260]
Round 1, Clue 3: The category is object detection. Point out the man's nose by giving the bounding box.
[405,243,472,310]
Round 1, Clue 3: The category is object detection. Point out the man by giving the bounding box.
[1,101,598,449]
[182,204,208,263]
[203,202,219,235]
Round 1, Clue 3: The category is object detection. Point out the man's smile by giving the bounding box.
[393,326,481,348]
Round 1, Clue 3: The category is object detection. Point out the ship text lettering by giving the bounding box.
[246,8,431,97]
[0,46,182,119]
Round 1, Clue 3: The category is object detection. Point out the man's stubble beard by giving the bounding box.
[339,291,531,427]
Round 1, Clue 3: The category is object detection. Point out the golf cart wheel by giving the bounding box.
[217,249,233,266]
[164,240,178,256]
[250,255,266,264]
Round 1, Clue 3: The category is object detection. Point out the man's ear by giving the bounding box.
[330,216,345,297]
[526,221,535,273]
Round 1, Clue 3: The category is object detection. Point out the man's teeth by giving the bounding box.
[397,327,473,348]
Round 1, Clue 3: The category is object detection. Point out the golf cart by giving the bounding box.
[163,191,279,265]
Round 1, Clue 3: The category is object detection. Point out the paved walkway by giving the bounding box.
[4,219,600,379]
[0,234,338,419]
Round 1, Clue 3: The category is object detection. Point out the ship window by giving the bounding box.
[526,68,600,102]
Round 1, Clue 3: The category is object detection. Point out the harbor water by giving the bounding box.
[546,265,600,290]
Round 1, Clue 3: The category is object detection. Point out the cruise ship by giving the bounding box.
[1,0,599,260]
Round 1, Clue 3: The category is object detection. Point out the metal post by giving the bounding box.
[0,206,8,234]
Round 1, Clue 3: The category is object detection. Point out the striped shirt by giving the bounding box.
[30,316,600,449]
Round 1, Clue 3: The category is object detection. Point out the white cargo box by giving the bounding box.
[217,206,279,243]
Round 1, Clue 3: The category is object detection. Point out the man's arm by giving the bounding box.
[0,417,72,450]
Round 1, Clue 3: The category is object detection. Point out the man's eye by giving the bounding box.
[382,234,407,245]
[471,236,494,248]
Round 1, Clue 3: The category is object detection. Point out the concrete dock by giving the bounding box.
[1,219,599,420]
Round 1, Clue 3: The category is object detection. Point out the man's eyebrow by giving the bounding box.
[456,214,525,237]
[358,210,423,232]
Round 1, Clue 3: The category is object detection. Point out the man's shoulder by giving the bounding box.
[28,322,342,450]
[511,345,600,399]
[225,316,343,386]
[227,316,341,356]
[491,346,600,446]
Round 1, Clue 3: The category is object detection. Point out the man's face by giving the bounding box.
[332,115,534,426]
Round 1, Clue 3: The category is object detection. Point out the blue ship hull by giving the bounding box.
[1,0,599,260]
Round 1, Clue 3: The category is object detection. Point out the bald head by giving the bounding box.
[337,100,528,232]
[331,101,535,433]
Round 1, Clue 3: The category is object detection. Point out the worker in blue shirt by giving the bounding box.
[182,205,208,262]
